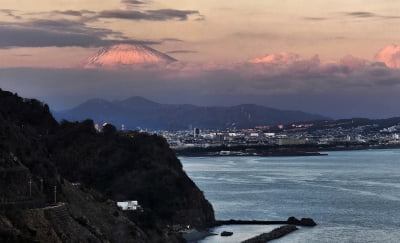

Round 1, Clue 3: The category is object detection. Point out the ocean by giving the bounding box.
[180,149,400,243]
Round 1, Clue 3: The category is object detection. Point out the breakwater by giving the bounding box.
[214,217,317,227]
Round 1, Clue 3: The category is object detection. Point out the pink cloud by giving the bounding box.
[374,44,400,68]
[337,55,368,69]
[245,51,372,79]
[248,52,301,65]
[248,52,369,74]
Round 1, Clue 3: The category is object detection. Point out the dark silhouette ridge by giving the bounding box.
[0,88,214,242]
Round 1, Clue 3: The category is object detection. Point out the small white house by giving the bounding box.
[219,151,231,155]
[117,201,140,211]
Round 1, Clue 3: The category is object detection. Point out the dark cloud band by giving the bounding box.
[97,9,201,21]
[121,0,147,5]
[166,50,197,54]
[0,20,160,48]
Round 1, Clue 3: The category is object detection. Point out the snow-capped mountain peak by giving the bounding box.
[84,44,177,68]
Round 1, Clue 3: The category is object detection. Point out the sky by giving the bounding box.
[1,0,400,118]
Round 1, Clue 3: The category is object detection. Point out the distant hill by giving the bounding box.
[55,97,329,130]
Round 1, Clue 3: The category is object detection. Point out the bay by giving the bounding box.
[180,149,400,243]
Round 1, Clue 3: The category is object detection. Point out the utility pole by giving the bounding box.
[28,178,32,197]
[54,186,57,204]
[40,178,43,193]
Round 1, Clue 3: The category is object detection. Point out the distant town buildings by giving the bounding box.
[96,119,400,149]
[157,121,400,149]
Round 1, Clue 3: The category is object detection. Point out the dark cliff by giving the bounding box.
[0,89,214,242]
[49,121,215,227]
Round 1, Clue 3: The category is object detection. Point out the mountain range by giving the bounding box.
[55,97,329,130]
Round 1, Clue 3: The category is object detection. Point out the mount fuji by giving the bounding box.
[83,44,177,68]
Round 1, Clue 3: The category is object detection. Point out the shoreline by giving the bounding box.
[176,144,400,157]
[178,152,327,157]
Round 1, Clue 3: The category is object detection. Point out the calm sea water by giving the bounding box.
[180,149,400,243]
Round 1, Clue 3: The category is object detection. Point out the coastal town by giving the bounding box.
[156,119,400,152]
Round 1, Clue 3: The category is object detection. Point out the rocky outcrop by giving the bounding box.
[287,216,317,226]
[300,218,317,226]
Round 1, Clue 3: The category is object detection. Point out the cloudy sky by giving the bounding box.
[1,0,400,118]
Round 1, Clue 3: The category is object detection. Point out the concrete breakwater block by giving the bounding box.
[220,231,233,236]
[241,225,298,243]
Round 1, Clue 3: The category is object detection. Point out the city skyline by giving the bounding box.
[1,0,400,118]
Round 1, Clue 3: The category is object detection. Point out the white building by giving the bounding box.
[117,201,140,211]
[264,133,275,137]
